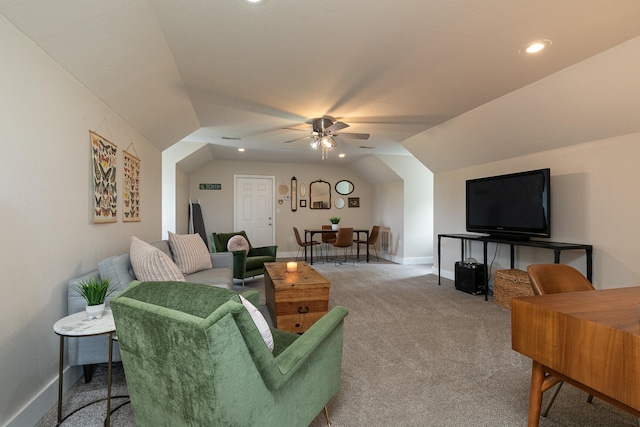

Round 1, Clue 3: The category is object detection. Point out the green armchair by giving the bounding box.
[210,231,277,285]
[111,280,348,427]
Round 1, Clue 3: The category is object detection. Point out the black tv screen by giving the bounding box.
[466,168,550,239]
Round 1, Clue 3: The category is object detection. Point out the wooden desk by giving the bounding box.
[304,228,370,264]
[511,287,640,426]
[264,262,330,333]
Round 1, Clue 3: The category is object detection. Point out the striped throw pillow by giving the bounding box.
[130,236,185,282]
[168,232,213,275]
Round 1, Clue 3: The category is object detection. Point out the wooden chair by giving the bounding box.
[526,264,595,417]
[354,225,380,261]
[331,227,354,265]
[321,225,337,261]
[293,227,322,261]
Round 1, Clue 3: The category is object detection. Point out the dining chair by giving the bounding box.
[331,227,354,265]
[526,264,595,417]
[293,227,322,262]
[354,225,380,262]
[321,225,337,261]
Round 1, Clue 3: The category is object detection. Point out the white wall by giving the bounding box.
[435,131,640,289]
[188,159,373,257]
[162,141,206,238]
[0,16,162,426]
[176,165,190,235]
[372,180,404,260]
[377,155,433,264]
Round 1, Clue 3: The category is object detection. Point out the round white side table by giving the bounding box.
[53,308,116,426]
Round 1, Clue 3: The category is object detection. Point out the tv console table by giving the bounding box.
[437,233,593,301]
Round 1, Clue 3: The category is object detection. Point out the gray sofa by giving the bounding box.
[67,240,233,380]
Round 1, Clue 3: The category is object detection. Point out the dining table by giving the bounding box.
[304,228,370,265]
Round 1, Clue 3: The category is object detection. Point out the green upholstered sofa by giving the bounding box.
[111,280,348,427]
[210,231,277,285]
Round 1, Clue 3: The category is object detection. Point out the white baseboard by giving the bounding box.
[4,365,82,427]
[438,268,455,281]
[278,251,434,267]
[399,256,433,265]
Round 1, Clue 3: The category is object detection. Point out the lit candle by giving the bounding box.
[286,261,297,272]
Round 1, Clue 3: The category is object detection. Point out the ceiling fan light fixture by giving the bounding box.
[321,136,335,149]
[310,138,320,150]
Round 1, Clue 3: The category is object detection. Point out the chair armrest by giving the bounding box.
[230,250,248,277]
[274,306,348,374]
[248,245,278,258]
[249,306,348,390]
[202,302,348,391]
[209,252,233,270]
[241,290,259,306]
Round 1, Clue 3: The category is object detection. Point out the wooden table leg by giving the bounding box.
[528,361,545,427]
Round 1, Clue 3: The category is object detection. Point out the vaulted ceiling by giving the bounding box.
[2,0,640,170]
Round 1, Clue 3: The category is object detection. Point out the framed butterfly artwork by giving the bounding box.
[122,149,141,222]
[90,131,118,223]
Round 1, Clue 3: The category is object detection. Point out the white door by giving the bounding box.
[234,175,275,247]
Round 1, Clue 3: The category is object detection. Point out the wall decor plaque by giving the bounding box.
[90,131,117,223]
[123,150,140,222]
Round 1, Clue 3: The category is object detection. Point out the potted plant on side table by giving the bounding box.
[329,217,341,231]
[73,277,114,319]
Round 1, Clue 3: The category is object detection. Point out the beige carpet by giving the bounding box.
[37,261,637,426]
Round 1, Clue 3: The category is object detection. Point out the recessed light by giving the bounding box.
[238,148,245,152]
[338,153,346,158]
[520,39,552,54]
[245,0,267,4]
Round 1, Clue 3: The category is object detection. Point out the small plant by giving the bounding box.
[329,217,341,224]
[73,277,114,306]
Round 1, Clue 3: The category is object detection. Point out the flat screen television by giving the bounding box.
[466,168,550,239]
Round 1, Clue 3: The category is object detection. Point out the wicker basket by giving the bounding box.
[493,269,533,309]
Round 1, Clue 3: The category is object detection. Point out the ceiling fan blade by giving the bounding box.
[335,132,370,140]
[325,121,349,133]
[283,136,312,144]
[282,126,309,132]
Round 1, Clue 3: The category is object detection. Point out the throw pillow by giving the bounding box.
[130,236,185,282]
[227,235,250,253]
[168,232,213,274]
[239,295,274,352]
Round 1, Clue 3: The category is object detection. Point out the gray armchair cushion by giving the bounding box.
[98,253,135,291]
[184,267,233,289]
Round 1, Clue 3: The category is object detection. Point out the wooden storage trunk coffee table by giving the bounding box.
[264,261,330,333]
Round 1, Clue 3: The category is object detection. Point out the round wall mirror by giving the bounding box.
[335,180,354,195]
[335,197,345,209]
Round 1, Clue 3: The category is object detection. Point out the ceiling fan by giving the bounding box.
[283,117,370,159]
